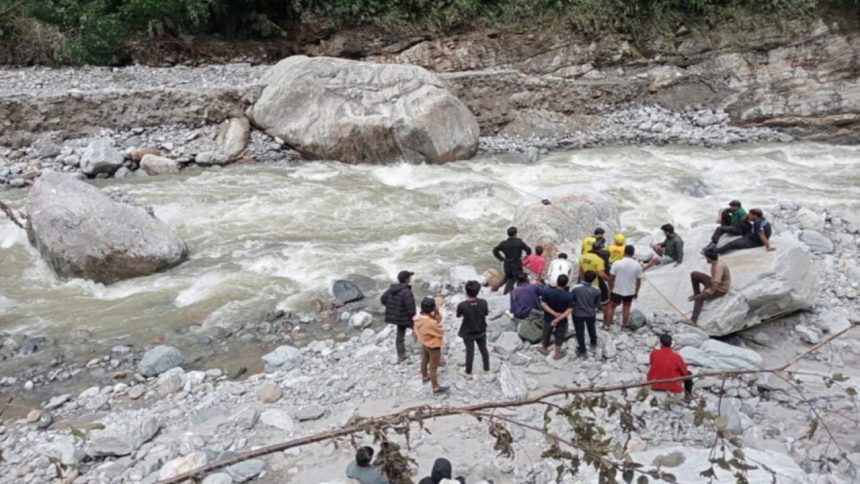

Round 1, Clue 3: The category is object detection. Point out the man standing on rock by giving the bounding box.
[570,271,601,357]
[492,226,532,295]
[706,200,748,250]
[578,242,611,322]
[608,245,642,330]
[381,270,417,363]
[414,297,449,395]
[643,224,684,271]
[687,249,731,324]
[456,281,491,380]
[716,208,775,255]
[647,333,694,402]
[538,274,574,360]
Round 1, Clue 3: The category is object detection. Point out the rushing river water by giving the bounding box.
[1,142,859,370]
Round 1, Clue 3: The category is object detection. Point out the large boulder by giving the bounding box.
[80,138,123,177]
[249,56,479,164]
[85,414,161,457]
[638,225,818,336]
[512,186,620,259]
[26,172,188,284]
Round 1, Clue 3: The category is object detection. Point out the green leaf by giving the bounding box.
[622,470,634,483]
[831,373,848,382]
[637,476,649,484]
[845,387,857,397]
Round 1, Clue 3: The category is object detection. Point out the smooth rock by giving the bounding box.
[752,332,770,346]
[262,345,303,373]
[257,382,283,404]
[795,324,820,344]
[718,400,744,436]
[26,409,42,423]
[488,316,518,342]
[128,385,146,400]
[130,147,160,162]
[260,409,294,431]
[202,473,234,484]
[332,279,364,303]
[216,117,251,158]
[294,406,325,422]
[195,151,231,166]
[138,345,185,377]
[679,340,763,370]
[80,138,123,176]
[673,328,710,348]
[493,332,522,356]
[85,414,161,457]
[250,56,479,163]
[26,172,187,284]
[499,364,528,400]
[799,230,834,253]
[814,309,851,334]
[225,459,265,482]
[44,393,71,410]
[796,207,825,231]
[140,154,179,176]
[348,311,373,329]
[628,309,647,330]
[158,451,209,480]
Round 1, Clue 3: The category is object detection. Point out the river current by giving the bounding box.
[1,142,859,362]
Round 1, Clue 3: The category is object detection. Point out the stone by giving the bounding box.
[138,345,185,377]
[718,400,743,436]
[814,309,851,334]
[799,230,834,253]
[493,332,522,356]
[130,147,160,162]
[202,473,234,484]
[673,328,709,348]
[33,138,62,157]
[85,414,161,457]
[260,409,294,431]
[195,151,231,166]
[679,340,763,370]
[216,117,251,158]
[294,406,325,422]
[628,309,647,330]
[158,451,209,480]
[638,226,818,336]
[250,56,479,164]
[225,459,265,482]
[674,176,710,198]
[26,172,187,284]
[128,385,146,400]
[795,324,820,344]
[256,382,283,403]
[139,154,179,176]
[84,393,110,411]
[157,373,184,396]
[752,332,770,346]
[80,138,123,176]
[512,186,620,259]
[796,207,825,231]
[44,393,71,410]
[488,316,518,342]
[499,364,528,400]
[37,411,54,429]
[332,279,364,303]
[262,345,303,373]
[26,409,41,423]
[348,311,373,329]
[602,340,618,359]
[36,436,81,466]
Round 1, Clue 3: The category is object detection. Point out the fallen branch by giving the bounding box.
[159,322,857,484]
[0,200,25,229]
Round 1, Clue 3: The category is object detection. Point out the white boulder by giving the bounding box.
[140,154,179,176]
[679,339,763,370]
[216,117,250,158]
[262,345,303,372]
[249,56,479,164]
[80,138,123,176]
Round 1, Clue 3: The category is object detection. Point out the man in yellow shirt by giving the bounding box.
[578,243,611,323]
[608,233,626,264]
[581,228,606,256]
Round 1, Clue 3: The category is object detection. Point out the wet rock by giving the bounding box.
[250,56,479,163]
[225,459,265,482]
[679,340,762,370]
[158,451,209,480]
[799,230,834,253]
[499,364,528,400]
[260,409,294,431]
[85,414,161,456]
[26,172,188,284]
[80,138,123,176]
[294,406,325,422]
[140,154,179,176]
[138,345,185,377]
[216,117,251,158]
[332,279,364,303]
[262,345,303,372]
[348,311,373,329]
[256,382,282,403]
[195,151,231,166]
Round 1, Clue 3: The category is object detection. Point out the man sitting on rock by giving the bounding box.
[510,274,545,344]
[546,252,574,288]
[492,226,532,295]
[643,224,684,271]
[706,200,748,251]
[538,274,574,360]
[647,333,694,402]
[687,249,731,325]
[716,208,775,254]
[346,446,390,484]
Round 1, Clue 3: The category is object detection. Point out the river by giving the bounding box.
[1,142,859,375]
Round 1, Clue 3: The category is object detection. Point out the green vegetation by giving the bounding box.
[0,0,856,64]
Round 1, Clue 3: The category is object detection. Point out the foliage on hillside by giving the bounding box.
[0,0,857,64]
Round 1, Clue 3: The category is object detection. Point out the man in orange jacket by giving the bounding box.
[647,333,694,401]
[414,297,449,395]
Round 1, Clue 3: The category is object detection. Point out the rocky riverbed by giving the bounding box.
[1,201,858,483]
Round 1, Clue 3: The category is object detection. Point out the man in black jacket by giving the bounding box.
[381,270,417,363]
[492,226,532,295]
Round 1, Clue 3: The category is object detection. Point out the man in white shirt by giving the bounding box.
[608,245,642,330]
[545,253,574,288]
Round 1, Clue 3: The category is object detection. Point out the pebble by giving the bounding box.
[256,382,283,404]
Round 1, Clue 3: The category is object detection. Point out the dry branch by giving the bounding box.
[0,200,25,229]
[159,322,857,484]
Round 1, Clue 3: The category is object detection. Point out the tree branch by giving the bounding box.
[0,200,25,229]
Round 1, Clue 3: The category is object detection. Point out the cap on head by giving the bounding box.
[614,233,626,244]
[659,333,673,347]
[397,270,414,283]
[507,226,518,237]
[729,200,741,208]
[420,297,436,314]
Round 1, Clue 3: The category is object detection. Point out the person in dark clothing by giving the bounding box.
[538,274,574,360]
[715,208,775,255]
[417,458,465,484]
[380,270,417,363]
[570,271,601,357]
[457,281,491,380]
[492,226,532,295]
[643,223,684,271]
[345,446,390,484]
[510,274,543,319]
[708,200,749,247]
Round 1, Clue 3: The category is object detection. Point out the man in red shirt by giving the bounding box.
[647,333,694,401]
[523,245,547,280]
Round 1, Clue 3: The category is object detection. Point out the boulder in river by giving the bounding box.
[139,154,179,176]
[332,279,364,303]
[638,224,818,336]
[512,185,620,258]
[80,138,124,177]
[25,172,188,284]
[249,55,479,163]
[138,345,185,377]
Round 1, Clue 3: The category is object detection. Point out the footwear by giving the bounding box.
[397,355,408,364]
[553,349,567,360]
[433,386,449,395]
[683,392,694,403]
[537,347,550,356]
[504,310,514,318]
[460,370,473,380]
[422,377,431,384]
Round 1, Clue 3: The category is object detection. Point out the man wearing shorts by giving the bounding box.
[608,245,642,330]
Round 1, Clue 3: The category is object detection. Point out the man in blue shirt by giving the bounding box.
[716,208,775,255]
[538,274,574,360]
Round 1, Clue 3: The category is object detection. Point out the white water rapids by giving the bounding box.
[1,142,859,352]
